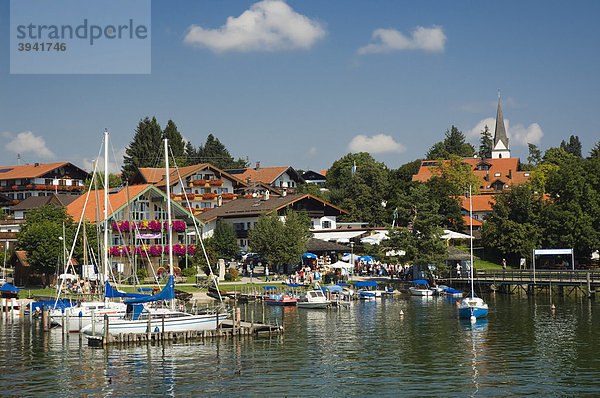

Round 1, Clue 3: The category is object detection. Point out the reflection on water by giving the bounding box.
[2,295,600,396]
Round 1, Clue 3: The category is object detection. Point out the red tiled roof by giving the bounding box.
[457,195,495,212]
[463,215,482,227]
[66,184,152,223]
[412,157,531,193]
[136,164,247,187]
[0,162,70,179]
[234,166,291,184]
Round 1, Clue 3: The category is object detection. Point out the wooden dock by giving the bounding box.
[87,320,283,347]
[440,269,600,297]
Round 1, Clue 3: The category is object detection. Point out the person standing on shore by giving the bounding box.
[502,258,507,271]
[265,265,270,282]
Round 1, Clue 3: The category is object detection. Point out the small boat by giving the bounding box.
[458,185,488,320]
[353,281,382,299]
[408,280,433,296]
[265,294,297,306]
[0,283,20,299]
[82,276,224,336]
[458,297,488,319]
[437,285,463,297]
[297,290,331,309]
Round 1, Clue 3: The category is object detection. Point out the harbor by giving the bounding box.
[2,292,600,396]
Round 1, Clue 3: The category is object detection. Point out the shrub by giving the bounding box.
[136,268,149,279]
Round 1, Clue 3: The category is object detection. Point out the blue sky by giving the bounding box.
[1,0,599,173]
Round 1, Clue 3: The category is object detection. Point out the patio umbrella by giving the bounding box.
[302,253,317,259]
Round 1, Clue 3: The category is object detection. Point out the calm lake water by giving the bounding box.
[2,293,600,397]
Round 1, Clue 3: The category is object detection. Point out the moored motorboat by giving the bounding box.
[297,290,331,309]
[408,280,433,296]
[265,294,298,306]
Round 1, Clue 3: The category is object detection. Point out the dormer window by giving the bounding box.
[524,173,530,177]
[494,173,501,177]
[476,163,491,171]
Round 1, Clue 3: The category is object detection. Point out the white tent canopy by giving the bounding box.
[313,230,365,243]
[361,231,389,244]
[340,253,360,262]
[326,261,354,269]
[441,230,473,240]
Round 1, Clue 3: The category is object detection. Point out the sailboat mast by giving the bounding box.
[164,138,174,278]
[469,185,474,299]
[103,130,109,286]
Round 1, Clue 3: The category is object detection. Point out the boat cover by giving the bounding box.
[124,275,175,304]
[325,285,344,293]
[412,279,429,285]
[0,283,20,293]
[353,281,378,287]
[262,286,277,290]
[29,299,75,311]
[105,281,148,299]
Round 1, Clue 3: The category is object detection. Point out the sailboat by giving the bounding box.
[51,130,145,331]
[457,185,488,320]
[82,136,225,336]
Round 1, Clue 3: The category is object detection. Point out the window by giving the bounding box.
[217,188,228,194]
[154,204,165,220]
[132,198,150,220]
[524,173,530,177]
[201,202,211,209]
[494,173,501,177]
[322,220,331,229]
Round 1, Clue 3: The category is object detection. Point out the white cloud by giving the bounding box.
[4,131,55,159]
[358,25,446,54]
[348,134,406,154]
[183,0,326,53]
[81,146,125,175]
[510,122,543,146]
[306,147,317,157]
[468,118,544,146]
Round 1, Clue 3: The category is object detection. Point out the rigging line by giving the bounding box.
[53,139,104,309]
[169,145,224,305]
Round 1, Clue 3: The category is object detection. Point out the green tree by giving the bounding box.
[17,206,72,286]
[212,219,239,260]
[386,184,448,271]
[482,185,544,265]
[84,173,122,191]
[249,208,312,269]
[122,117,163,181]
[560,135,582,158]
[543,147,576,166]
[163,119,187,166]
[431,155,480,196]
[425,177,466,231]
[529,163,559,195]
[541,157,600,258]
[589,141,600,160]
[478,125,493,158]
[527,143,542,165]
[426,125,475,160]
[188,134,248,169]
[326,153,390,226]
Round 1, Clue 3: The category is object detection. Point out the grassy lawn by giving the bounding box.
[474,259,502,270]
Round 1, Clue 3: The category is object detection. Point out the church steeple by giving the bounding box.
[492,91,510,159]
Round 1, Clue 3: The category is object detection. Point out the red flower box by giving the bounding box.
[222,193,235,200]
[209,180,223,186]
[203,193,216,199]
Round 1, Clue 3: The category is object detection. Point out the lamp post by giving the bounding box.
[350,242,354,276]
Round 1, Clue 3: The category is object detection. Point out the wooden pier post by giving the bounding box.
[587,271,592,298]
[91,309,96,337]
[236,307,241,329]
[104,315,109,342]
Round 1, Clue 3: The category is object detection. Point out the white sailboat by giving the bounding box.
[50,130,137,331]
[457,185,488,320]
[82,136,225,336]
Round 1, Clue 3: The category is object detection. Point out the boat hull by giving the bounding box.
[265,299,297,306]
[458,297,488,319]
[82,313,223,336]
[409,287,433,296]
[298,302,330,309]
